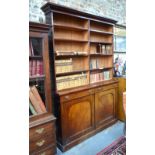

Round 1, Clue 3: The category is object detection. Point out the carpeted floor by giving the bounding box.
[96,136,126,155]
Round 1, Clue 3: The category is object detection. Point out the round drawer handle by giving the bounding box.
[36,140,45,147]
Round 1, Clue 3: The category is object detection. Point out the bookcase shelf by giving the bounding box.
[90,41,112,44]
[90,53,113,56]
[90,29,113,35]
[29,56,43,60]
[54,24,88,31]
[90,67,113,72]
[54,38,88,43]
[29,75,45,82]
[56,70,89,77]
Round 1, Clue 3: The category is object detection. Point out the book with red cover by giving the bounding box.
[30,86,47,113]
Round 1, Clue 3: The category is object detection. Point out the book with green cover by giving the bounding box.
[29,101,37,115]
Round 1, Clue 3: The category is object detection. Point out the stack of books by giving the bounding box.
[90,71,111,83]
[29,60,44,76]
[56,73,88,90]
[55,59,72,73]
[56,51,87,56]
[29,85,46,115]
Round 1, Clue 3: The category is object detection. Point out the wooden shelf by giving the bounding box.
[54,38,88,43]
[90,78,113,84]
[90,53,113,56]
[90,41,112,45]
[56,70,89,77]
[90,29,113,35]
[29,75,45,82]
[54,24,88,31]
[90,67,113,72]
[29,56,43,60]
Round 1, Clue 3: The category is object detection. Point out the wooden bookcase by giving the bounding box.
[42,2,119,152]
[29,22,56,155]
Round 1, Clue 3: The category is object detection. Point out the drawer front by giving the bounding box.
[31,145,56,155]
[30,122,56,153]
[30,122,55,142]
[30,134,56,153]
[61,89,94,102]
[95,83,118,93]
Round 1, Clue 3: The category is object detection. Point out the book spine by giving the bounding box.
[30,40,34,56]
[29,101,37,115]
[29,60,32,76]
[31,60,36,76]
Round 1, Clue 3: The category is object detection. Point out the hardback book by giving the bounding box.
[97,44,102,53]
[101,45,106,54]
[29,90,43,114]
[30,85,47,113]
[29,40,34,56]
[29,101,37,115]
[31,60,37,76]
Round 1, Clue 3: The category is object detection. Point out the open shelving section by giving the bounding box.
[47,11,115,92]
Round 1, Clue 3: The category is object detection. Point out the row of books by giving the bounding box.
[55,58,73,73]
[55,51,88,56]
[90,71,111,83]
[97,44,112,54]
[29,85,46,115]
[29,60,44,76]
[56,73,88,90]
[90,59,107,69]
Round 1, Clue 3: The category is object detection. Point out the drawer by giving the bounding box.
[95,83,118,93]
[30,122,55,142]
[30,134,56,153]
[60,89,94,102]
[31,144,56,155]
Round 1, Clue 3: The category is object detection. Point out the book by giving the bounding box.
[29,40,34,56]
[29,101,37,115]
[30,86,47,113]
[97,44,102,53]
[29,90,43,114]
[31,60,37,76]
[101,45,106,54]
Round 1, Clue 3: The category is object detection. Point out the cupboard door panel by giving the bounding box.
[61,95,94,142]
[95,88,116,126]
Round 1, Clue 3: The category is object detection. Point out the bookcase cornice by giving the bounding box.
[29,21,51,33]
[41,2,117,24]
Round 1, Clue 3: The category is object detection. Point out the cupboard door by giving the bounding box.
[61,94,94,143]
[95,88,116,127]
